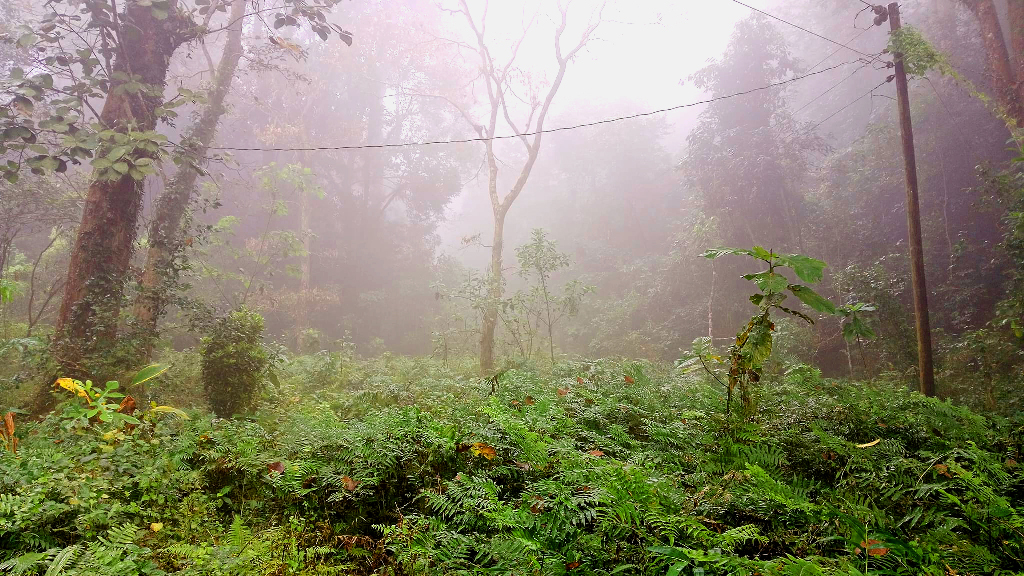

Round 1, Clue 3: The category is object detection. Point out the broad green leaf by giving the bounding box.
[131,363,169,387]
[106,146,129,161]
[117,413,141,425]
[17,32,37,48]
[750,246,775,261]
[843,316,875,342]
[788,284,836,315]
[777,254,827,283]
[744,271,788,294]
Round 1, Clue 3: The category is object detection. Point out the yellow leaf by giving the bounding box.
[856,439,881,448]
[470,442,497,460]
[55,377,80,392]
[150,405,190,419]
[150,522,163,532]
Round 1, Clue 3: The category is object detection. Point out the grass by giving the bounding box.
[1,353,1022,575]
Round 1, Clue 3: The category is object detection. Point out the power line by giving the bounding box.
[792,61,872,116]
[208,60,859,152]
[775,76,890,148]
[727,0,874,58]
[806,26,873,74]
[805,77,892,134]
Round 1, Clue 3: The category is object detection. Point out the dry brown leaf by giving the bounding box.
[859,539,889,556]
[557,388,569,397]
[342,475,360,491]
[470,442,496,460]
[588,450,605,457]
[117,396,136,416]
[524,396,535,405]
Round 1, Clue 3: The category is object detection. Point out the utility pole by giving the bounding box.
[888,2,936,397]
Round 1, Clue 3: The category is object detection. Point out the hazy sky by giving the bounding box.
[429,0,898,260]
[433,0,751,250]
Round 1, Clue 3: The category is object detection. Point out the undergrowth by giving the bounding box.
[1,355,1022,575]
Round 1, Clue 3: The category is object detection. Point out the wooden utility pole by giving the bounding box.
[888,2,936,397]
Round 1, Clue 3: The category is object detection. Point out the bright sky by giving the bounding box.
[438,0,751,137]
[435,0,752,248]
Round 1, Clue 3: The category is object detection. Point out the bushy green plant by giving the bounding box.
[2,355,1022,576]
[201,307,270,417]
[698,247,873,413]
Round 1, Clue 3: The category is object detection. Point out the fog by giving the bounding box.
[7,1,1024,570]
[0,0,1017,380]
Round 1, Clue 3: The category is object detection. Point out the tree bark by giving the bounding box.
[961,0,1024,126]
[132,0,246,360]
[461,0,601,373]
[296,160,312,350]
[55,0,196,374]
[1008,0,1024,103]
[479,206,505,372]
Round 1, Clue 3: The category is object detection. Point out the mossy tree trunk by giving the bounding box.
[132,0,246,360]
[54,0,197,374]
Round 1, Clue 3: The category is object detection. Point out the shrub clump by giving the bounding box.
[201,307,269,417]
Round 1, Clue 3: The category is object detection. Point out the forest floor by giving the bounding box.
[1,355,1023,576]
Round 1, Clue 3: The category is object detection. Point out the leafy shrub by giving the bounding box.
[2,355,1022,575]
[201,307,270,417]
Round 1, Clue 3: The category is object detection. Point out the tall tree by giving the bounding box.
[131,0,248,359]
[683,14,822,251]
[215,0,468,351]
[446,0,602,372]
[0,0,350,373]
[959,0,1024,128]
[51,0,198,372]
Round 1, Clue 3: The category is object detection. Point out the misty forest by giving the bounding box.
[2,0,1024,574]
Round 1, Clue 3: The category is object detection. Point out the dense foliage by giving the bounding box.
[200,308,271,418]
[2,355,1022,575]
[2,1,1024,576]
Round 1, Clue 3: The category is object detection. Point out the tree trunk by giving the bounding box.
[54,0,196,374]
[962,0,1024,126]
[296,171,312,350]
[458,0,601,374]
[479,207,505,372]
[541,273,555,363]
[1008,0,1024,109]
[132,0,245,360]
